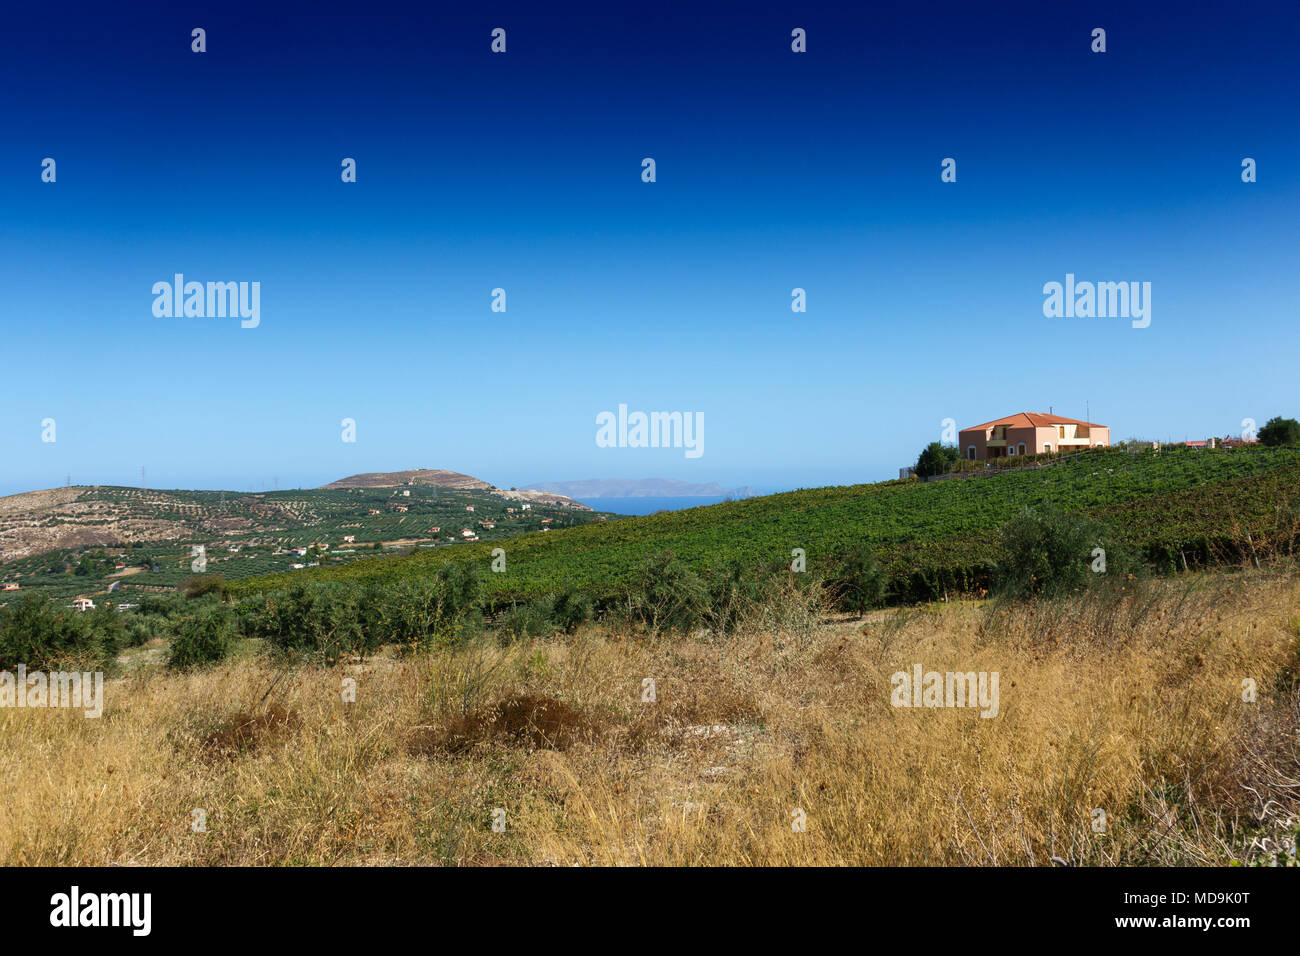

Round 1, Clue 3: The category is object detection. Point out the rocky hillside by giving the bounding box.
[321,470,589,509]
[319,469,493,491]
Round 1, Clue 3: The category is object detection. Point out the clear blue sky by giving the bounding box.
[2,0,1296,496]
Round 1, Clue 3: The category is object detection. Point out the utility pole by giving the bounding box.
[141,466,147,491]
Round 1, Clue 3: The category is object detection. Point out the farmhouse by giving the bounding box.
[72,598,95,612]
[958,412,1110,462]
[342,535,355,543]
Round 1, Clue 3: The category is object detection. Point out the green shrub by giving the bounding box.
[183,574,230,600]
[0,593,120,670]
[625,552,711,635]
[137,592,186,618]
[374,574,481,651]
[701,561,767,638]
[496,596,557,641]
[168,607,234,669]
[241,582,379,660]
[993,506,1134,599]
[828,545,889,614]
[121,612,169,648]
[550,588,593,634]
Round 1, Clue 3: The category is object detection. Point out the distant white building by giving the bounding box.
[72,598,95,612]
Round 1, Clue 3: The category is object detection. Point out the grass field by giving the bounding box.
[3,567,1296,866]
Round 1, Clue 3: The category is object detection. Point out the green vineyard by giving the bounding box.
[230,446,1300,605]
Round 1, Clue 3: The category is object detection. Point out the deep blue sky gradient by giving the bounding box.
[2,0,1296,495]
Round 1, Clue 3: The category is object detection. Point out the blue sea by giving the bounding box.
[576,496,732,516]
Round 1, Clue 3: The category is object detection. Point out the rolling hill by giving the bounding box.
[0,473,608,598]
[229,445,1300,605]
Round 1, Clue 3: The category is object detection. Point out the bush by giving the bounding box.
[121,613,166,648]
[550,588,593,634]
[137,592,187,618]
[993,506,1134,599]
[496,596,557,641]
[375,573,482,651]
[0,593,120,670]
[167,606,234,669]
[828,545,889,614]
[701,561,767,638]
[183,574,229,600]
[625,552,711,635]
[241,582,379,660]
[1258,416,1300,447]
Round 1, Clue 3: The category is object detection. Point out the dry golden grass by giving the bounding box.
[2,570,1297,866]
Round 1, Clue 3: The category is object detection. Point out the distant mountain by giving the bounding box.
[321,469,589,510]
[527,478,758,499]
[0,478,600,589]
[320,469,491,491]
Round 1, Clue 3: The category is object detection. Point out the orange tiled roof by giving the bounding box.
[961,412,1106,431]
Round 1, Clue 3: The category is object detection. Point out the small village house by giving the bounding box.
[958,412,1110,462]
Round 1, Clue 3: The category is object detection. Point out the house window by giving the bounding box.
[967,446,976,460]
[1044,443,1052,453]
[1058,426,1065,438]
[1007,445,1015,457]
[1018,442,1026,455]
